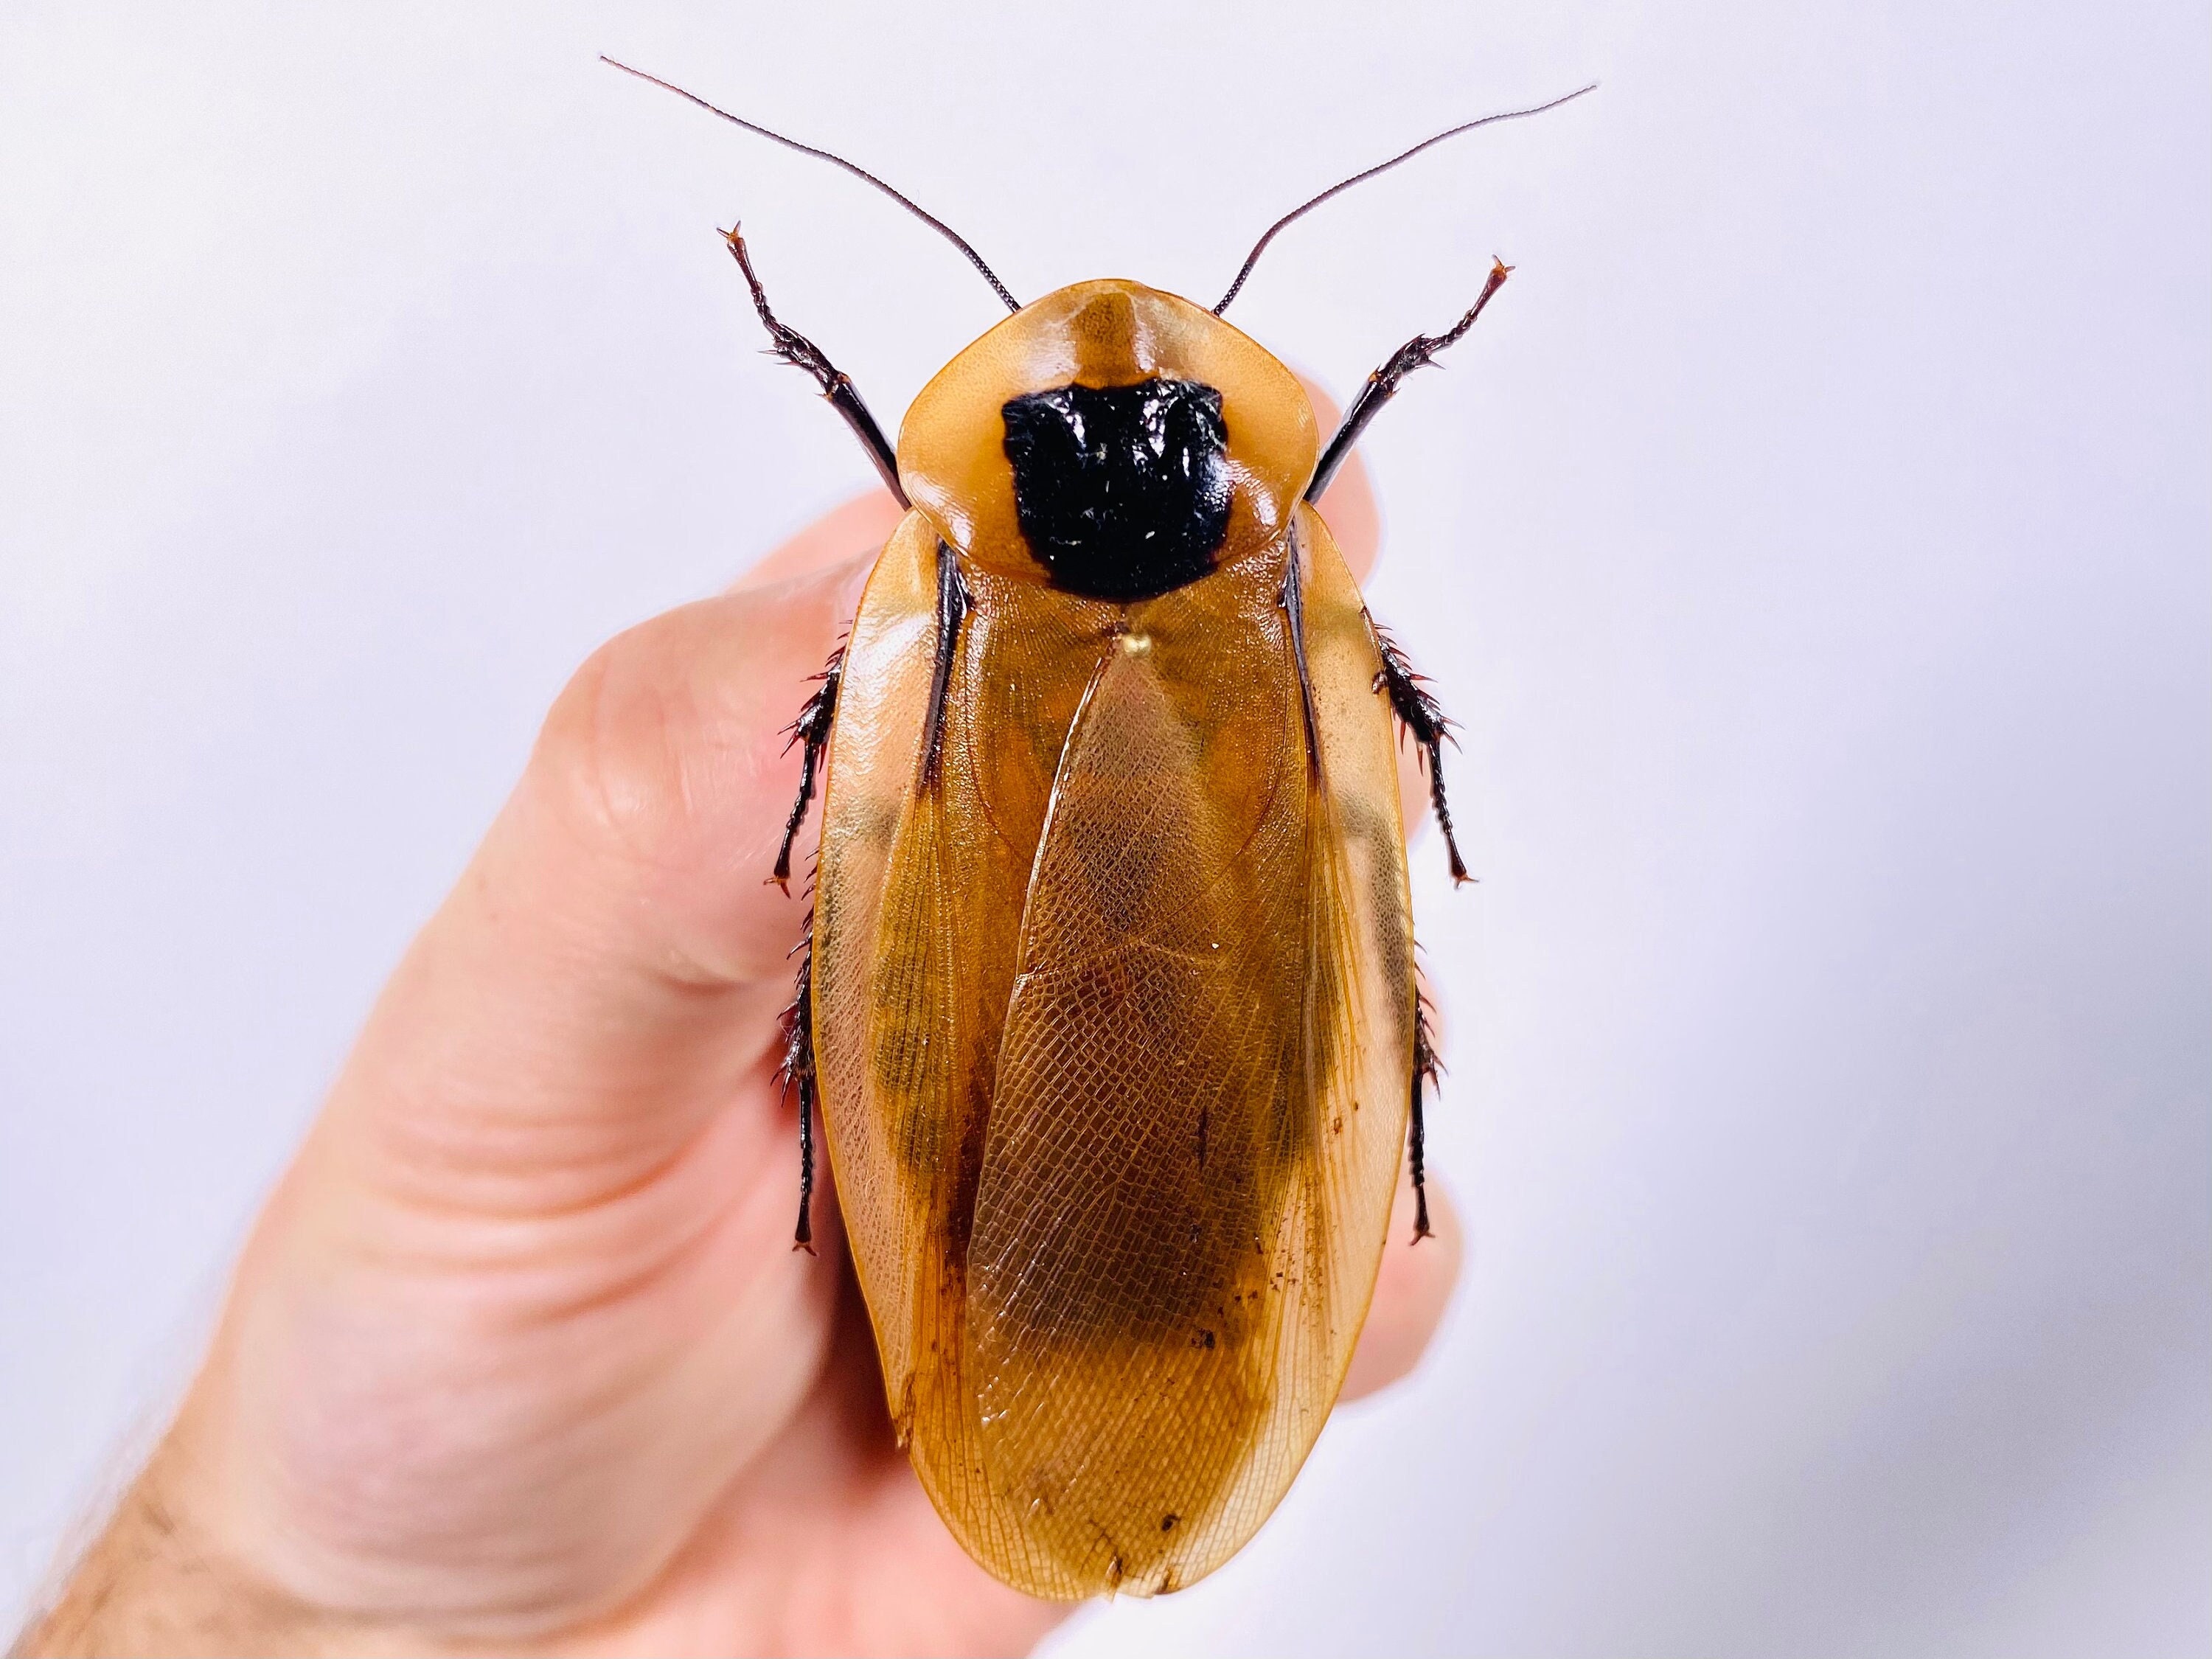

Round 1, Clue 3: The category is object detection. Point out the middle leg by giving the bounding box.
[1372,624,1472,885]
[1408,987,1441,1242]
[772,646,844,894]
[780,913,820,1252]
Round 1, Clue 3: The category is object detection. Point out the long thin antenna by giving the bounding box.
[602,57,1021,313]
[1211,83,1597,315]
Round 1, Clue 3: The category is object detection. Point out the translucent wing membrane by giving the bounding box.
[967,576,1309,1593]
[814,515,942,1397]
[814,508,1413,1599]
[818,517,1124,1586]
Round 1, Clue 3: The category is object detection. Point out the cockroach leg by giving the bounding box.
[1370,620,1471,884]
[723,224,909,507]
[773,644,844,894]
[919,540,970,789]
[781,912,819,1253]
[1278,526,1321,777]
[1306,258,1513,504]
[1409,986,1441,1242]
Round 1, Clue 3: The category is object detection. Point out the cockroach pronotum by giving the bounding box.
[607,58,1593,1601]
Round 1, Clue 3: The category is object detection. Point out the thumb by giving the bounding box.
[316,547,872,1215]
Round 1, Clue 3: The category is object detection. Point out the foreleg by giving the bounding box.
[771,645,844,894]
[724,225,907,506]
[1308,258,1512,503]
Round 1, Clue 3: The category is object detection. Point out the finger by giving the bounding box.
[315,547,876,1211]
[178,546,883,1624]
[1295,373,1380,583]
[1340,1173,1463,1402]
[734,492,907,591]
[576,1263,1073,1659]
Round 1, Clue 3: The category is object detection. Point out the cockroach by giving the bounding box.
[607,58,1592,1601]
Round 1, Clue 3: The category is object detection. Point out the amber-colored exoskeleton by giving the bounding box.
[608,58,1593,1601]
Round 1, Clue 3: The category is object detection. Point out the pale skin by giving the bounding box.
[18,400,1461,1658]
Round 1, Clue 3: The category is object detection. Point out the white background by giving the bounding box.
[3,1,2207,1653]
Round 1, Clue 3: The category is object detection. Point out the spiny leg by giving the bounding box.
[720,221,918,1251]
[918,540,970,789]
[723,225,908,506]
[1409,987,1441,1242]
[1307,258,1512,503]
[1372,622,1471,884]
[779,915,819,1251]
[772,645,844,894]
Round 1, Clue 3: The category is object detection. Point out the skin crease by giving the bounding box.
[18,384,1464,1659]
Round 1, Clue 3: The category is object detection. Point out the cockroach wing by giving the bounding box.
[814,512,1124,1596]
[961,507,1415,1596]
[813,510,942,1427]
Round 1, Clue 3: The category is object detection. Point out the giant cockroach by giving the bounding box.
[608,58,1590,1601]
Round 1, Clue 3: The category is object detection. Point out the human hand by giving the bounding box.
[21,437,1458,1659]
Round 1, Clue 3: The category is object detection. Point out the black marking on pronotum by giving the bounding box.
[920,540,971,788]
[781,912,820,1252]
[724,226,906,505]
[1410,987,1441,1242]
[1211,83,1597,316]
[1002,379,1234,600]
[773,644,845,894]
[1310,258,1513,504]
[602,58,1022,314]
[1372,620,1471,885]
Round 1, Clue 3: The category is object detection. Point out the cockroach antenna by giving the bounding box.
[601,56,1022,313]
[1211,82,1599,315]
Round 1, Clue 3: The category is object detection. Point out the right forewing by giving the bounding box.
[961,516,1415,1597]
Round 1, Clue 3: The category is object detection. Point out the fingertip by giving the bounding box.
[1340,1175,1463,1402]
[309,518,888,1232]
[734,493,907,591]
[521,558,860,987]
[1293,372,1381,584]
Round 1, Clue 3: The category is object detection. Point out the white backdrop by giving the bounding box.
[2,2,2207,1653]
